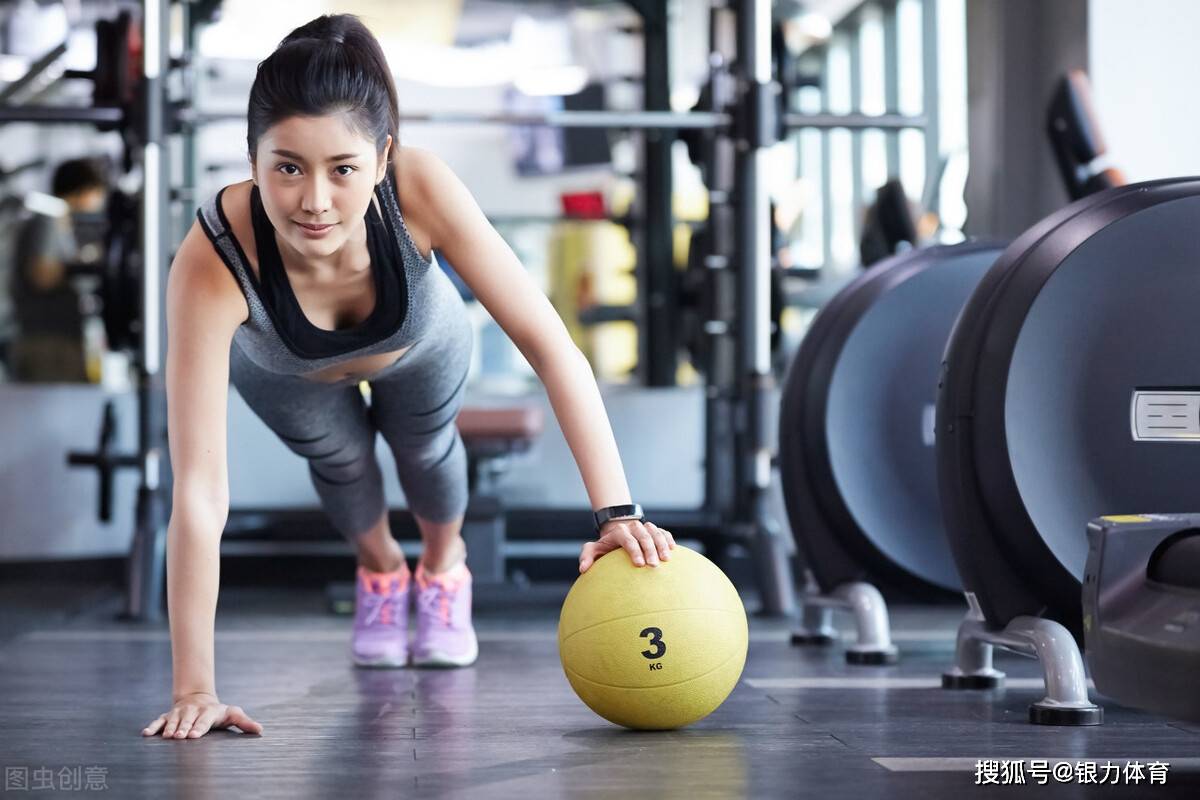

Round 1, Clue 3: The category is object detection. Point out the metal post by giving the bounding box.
[181,1,201,228]
[819,44,834,272]
[736,0,796,616]
[848,22,864,250]
[882,0,901,175]
[636,1,678,387]
[125,0,171,621]
[921,0,941,211]
[703,2,737,523]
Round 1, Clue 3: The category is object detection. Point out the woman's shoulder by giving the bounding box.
[393,145,452,199]
[174,216,251,325]
[196,179,257,269]
[212,179,254,228]
[177,180,254,321]
[392,147,447,258]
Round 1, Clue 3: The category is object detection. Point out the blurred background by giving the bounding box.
[0,0,1191,592]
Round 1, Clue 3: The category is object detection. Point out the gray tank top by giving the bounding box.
[196,171,461,378]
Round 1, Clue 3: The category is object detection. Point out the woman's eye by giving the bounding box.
[278,164,300,176]
[335,166,356,176]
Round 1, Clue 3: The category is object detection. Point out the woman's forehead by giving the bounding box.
[261,114,374,156]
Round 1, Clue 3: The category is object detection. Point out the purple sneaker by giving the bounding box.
[412,560,478,667]
[351,563,410,668]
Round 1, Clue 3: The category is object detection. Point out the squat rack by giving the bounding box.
[27,0,931,621]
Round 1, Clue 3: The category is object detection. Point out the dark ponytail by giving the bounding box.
[247,14,399,166]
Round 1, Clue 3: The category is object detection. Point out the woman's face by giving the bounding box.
[252,114,390,259]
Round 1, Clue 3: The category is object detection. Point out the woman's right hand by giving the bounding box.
[142,692,263,739]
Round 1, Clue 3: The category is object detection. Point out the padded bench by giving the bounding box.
[457,405,544,583]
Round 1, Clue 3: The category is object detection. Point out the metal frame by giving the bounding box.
[0,106,124,124]
[785,0,941,272]
[122,0,172,621]
[187,108,923,131]
[13,0,949,621]
[636,0,677,387]
[734,0,796,615]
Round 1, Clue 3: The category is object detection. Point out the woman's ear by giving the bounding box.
[376,134,394,183]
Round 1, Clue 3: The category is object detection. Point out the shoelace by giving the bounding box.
[360,580,405,627]
[416,579,457,627]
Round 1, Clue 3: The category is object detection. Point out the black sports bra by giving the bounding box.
[248,182,408,358]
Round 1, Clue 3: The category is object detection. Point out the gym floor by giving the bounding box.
[3,573,1200,798]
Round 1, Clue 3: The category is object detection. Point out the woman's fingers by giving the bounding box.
[173,707,201,739]
[645,522,674,560]
[615,527,646,566]
[631,524,659,566]
[579,540,616,573]
[225,706,263,735]
[187,708,219,738]
[144,702,261,740]
[578,521,678,573]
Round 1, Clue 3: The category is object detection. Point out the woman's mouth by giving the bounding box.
[295,221,335,238]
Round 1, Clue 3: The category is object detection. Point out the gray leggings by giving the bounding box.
[229,324,472,540]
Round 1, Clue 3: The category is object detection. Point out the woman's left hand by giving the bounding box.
[579,519,676,573]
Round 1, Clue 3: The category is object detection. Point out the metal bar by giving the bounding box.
[882,0,902,173]
[125,0,171,623]
[190,108,924,132]
[640,1,677,387]
[820,49,834,269]
[180,2,205,247]
[402,110,728,129]
[224,507,726,539]
[783,111,925,130]
[219,538,710,560]
[0,106,124,125]
[704,2,739,524]
[921,0,941,211]
[848,21,865,249]
[185,109,730,129]
[0,42,68,105]
[737,0,796,617]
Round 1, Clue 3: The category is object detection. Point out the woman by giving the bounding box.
[141,14,675,741]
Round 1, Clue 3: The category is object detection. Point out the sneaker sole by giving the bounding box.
[412,637,478,668]
[352,652,409,669]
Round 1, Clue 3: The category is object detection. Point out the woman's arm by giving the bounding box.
[398,149,675,571]
[145,221,261,738]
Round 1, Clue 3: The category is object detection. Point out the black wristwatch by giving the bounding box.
[593,503,644,534]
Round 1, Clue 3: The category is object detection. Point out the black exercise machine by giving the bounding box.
[1085,514,1200,723]
[1047,69,1125,201]
[937,177,1200,725]
[779,241,1004,663]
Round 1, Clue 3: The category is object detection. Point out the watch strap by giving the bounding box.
[593,503,644,533]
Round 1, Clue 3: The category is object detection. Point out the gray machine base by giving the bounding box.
[941,595,1103,726]
[790,573,899,664]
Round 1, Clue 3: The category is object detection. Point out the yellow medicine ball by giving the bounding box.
[557,544,749,730]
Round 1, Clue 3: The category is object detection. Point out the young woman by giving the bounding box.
[141,14,675,741]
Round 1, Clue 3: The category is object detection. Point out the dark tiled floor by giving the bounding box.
[2,580,1199,799]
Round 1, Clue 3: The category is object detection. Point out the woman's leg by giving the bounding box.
[367,336,472,575]
[361,307,476,666]
[229,343,405,572]
[351,508,406,574]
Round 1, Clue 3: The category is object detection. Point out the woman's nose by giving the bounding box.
[301,179,331,214]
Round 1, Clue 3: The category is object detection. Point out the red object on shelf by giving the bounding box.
[560,191,606,220]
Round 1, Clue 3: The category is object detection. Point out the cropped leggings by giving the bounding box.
[229,325,472,541]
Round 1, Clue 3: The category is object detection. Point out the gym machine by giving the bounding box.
[1084,513,1200,723]
[779,241,1004,664]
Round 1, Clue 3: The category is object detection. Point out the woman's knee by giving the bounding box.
[300,431,378,484]
[394,423,463,474]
